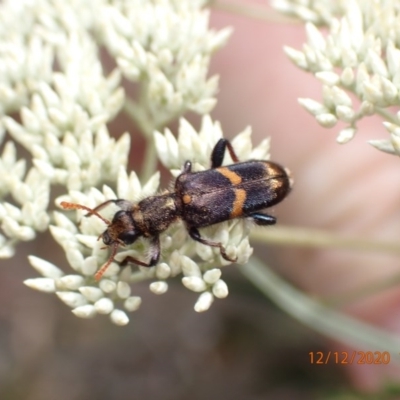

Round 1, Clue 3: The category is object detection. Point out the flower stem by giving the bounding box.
[240,257,400,355]
[140,138,158,183]
[324,272,400,308]
[123,97,154,137]
[375,106,399,124]
[250,225,400,254]
[210,0,297,23]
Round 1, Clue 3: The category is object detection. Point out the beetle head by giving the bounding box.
[60,202,140,281]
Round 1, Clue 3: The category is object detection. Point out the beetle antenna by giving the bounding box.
[94,243,119,281]
[60,201,111,225]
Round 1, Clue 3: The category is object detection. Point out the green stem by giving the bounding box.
[325,272,400,308]
[210,0,296,24]
[123,97,154,138]
[140,138,158,183]
[375,106,399,124]
[251,225,400,254]
[240,257,400,357]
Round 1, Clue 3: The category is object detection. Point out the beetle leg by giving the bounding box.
[211,138,240,168]
[188,226,237,262]
[182,160,192,173]
[249,212,276,226]
[119,236,160,267]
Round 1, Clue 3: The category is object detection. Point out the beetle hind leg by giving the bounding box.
[249,212,276,226]
[211,138,240,168]
[188,226,237,263]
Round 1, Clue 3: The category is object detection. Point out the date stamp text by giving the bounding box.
[309,351,390,365]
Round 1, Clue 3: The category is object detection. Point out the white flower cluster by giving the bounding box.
[0,141,50,257]
[25,116,268,324]
[98,0,232,134]
[0,0,231,259]
[0,0,127,258]
[275,0,400,153]
[271,0,347,25]
[0,0,102,115]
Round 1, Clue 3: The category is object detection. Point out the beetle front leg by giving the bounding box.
[119,236,160,267]
[188,226,237,262]
[211,138,240,168]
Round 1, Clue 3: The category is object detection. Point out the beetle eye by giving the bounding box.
[119,231,138,245]
[102,230,112,246]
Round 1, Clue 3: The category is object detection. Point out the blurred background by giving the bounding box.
[2,0,400,399]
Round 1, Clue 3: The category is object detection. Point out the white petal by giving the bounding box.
[336,128,356,144]
[383,122,400,136]
[154,130,170,167]
[156,262,171,280]
[363,81,383,103]
[195,240,214,261]
[2,217,35,241]
[231,127,252,160]
[315,71,339,86]
[58,275,85,290]
[180,255,202,277]
[283,46,308,69]
[124,296,142,312]
[56,291,87,308]
[72,305,97,318]
[194,291,214,312]
[391,134,400,155]
[189,98,216,114]
[359,100,374,116]
[79,286,104,302]
[315,113,337,128]
[331,86,352,107]
[99,279,116,293]
[208,27,233,51]
[110,309,129,326]
[141,171,160,198]
[116,281,131,299]
[24,278,56,293]
[94,298,114,314]
[335,105,355,122]
[203,268,221,285]
[341,67,355,87]
[369,139,395,154]
[380,77,398,103]
[182,276,207,292]
[149,281,168,294]
[0,243,15,258]
[169,250,182,276]
[212,279,229,298]
[81,256,99,276]
[66,248,84,271]
[305,22,326,51]
[53,211,78,233]
[28,255,64,278]
[298,98,327,116]
[76,234,98,249]
[386,40,400,78]
[366,49,388,78]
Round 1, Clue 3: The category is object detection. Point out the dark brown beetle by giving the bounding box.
[61,138,292,280]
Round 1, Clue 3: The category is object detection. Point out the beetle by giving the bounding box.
[61,138,292,280]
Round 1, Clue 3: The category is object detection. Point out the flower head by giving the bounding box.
[25,116,270,325]
[0,0,231,262]
[276,0,400,153]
